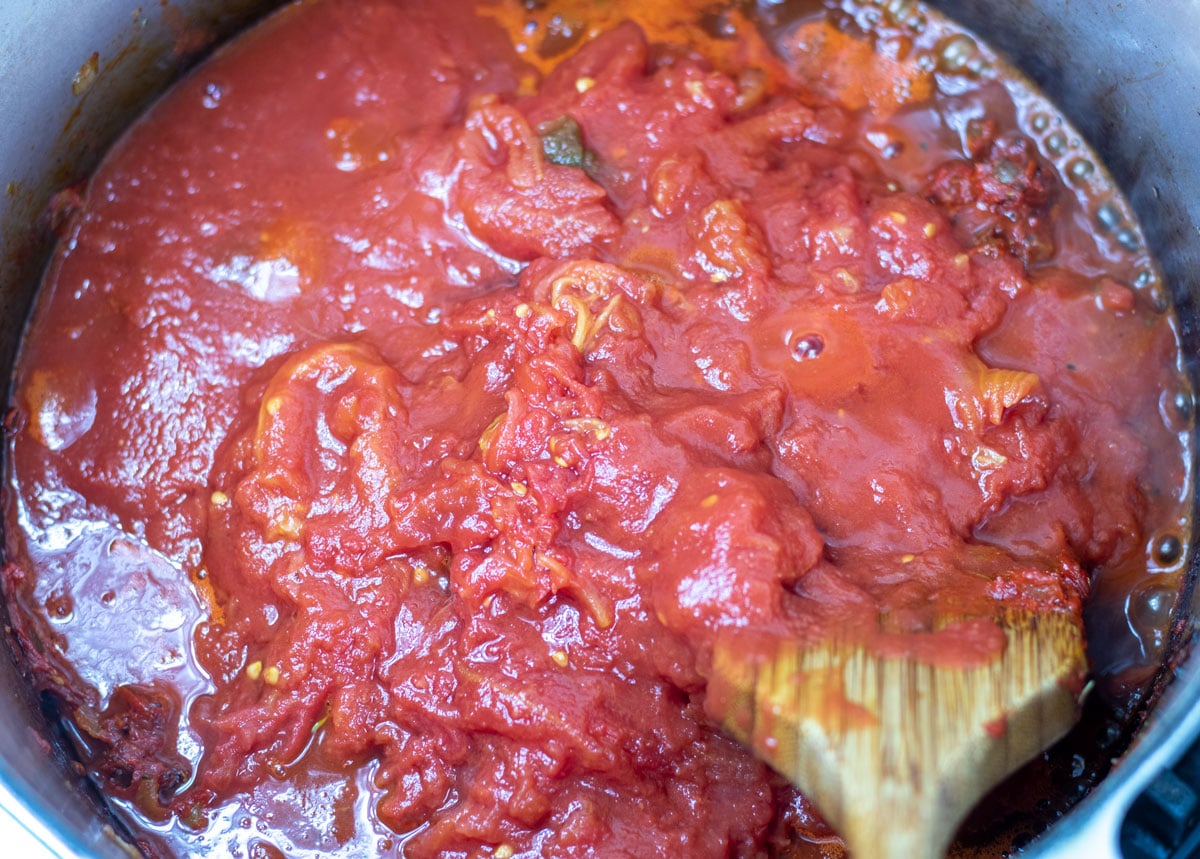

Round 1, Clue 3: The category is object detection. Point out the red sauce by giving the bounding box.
[2,0,1191,856]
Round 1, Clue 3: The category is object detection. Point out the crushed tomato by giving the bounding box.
[2,0,1191,856]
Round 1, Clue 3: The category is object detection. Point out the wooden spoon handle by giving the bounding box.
[710,613,1087,859]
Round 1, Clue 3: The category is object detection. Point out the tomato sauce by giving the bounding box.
[2,0,1191,856]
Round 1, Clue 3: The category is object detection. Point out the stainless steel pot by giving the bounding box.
[1,1,1197,856]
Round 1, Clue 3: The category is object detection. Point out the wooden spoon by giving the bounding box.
[708,612,1087,859]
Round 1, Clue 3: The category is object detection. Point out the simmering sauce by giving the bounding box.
[2,0,1192,856]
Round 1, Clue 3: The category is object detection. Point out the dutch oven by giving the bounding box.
[1,1,1198,856]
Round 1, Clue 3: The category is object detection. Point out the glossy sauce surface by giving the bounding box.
[2,0,1192,856]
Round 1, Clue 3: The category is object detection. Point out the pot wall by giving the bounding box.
[0,1,1196,856]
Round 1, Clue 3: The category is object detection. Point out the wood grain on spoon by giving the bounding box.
[709,612,1087,859]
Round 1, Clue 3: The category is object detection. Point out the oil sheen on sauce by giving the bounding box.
[1,0,1192,857]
